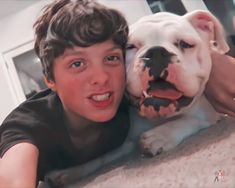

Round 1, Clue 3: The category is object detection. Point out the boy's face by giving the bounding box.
[45,39,125,122]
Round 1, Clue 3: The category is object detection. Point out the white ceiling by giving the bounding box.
[0,0,41,19]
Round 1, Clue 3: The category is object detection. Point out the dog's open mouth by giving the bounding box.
[140,78,194,116]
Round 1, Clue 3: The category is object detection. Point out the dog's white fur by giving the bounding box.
[125,10,229,156]
[41,10,230,187]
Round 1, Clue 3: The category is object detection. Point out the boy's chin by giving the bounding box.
[89,111,117,122]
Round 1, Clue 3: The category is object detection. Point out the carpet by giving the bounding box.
[74,117,235,188]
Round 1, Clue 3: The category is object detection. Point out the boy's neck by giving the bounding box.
[63,111,105,150]
[64,109,94,132]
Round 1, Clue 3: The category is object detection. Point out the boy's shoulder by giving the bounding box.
[1,89,64,129]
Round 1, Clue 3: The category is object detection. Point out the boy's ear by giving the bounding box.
[44,76,56,92]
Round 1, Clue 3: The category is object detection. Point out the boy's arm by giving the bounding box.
[0,142,39,188]
[41,141,135,188]
[205,52,235,117]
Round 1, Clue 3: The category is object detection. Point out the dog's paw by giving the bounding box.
[139,125,179,157]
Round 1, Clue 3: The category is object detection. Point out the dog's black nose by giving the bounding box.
[142,46,175,78]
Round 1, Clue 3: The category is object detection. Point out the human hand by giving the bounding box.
[205,52,235,117]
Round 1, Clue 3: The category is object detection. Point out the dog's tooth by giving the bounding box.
[143,90,151,98]
[140,57,150,61]
[159,69,168,79]
[160,70,165,78]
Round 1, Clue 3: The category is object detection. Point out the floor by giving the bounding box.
[73,116,235,188]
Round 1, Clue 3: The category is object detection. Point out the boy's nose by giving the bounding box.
[90,66,109,86]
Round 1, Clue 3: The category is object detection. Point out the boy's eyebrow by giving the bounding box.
[106,46,122,52]
[62,45,122,59]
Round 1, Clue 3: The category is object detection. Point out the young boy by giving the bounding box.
[0,0,129,187]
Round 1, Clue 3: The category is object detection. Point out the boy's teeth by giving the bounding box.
[92,93,110,101]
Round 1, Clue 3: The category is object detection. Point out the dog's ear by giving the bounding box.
[184,10,229,54]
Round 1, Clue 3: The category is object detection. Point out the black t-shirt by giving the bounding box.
[0,89,130,181]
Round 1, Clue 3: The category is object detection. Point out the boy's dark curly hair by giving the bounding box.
[34,0,129,80]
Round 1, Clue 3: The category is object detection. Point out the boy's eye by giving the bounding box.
[70,60,84,68]
[105,55,122,64]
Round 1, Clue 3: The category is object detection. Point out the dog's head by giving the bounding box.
[126,10,229,119]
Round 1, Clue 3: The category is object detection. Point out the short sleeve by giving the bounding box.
[0,125,36,157]
[0,104,41,158]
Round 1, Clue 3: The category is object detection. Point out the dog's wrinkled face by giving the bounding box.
[126,11,229,118]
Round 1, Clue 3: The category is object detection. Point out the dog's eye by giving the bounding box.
[180,40,194,48]
[175,40,195,49]
[126,44,136,50]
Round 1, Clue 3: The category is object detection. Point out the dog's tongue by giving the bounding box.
[149,89,183,100]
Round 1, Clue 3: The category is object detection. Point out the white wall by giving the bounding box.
[98,0,152,25]
[0,0,51,123]
[0,0,152,124]
[181,0,208,12]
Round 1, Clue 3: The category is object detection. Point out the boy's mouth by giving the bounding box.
[89,92,113,108]
[91,92,111,101]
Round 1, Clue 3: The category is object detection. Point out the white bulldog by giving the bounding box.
[125,10,229,156]
[40,10,230,187]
